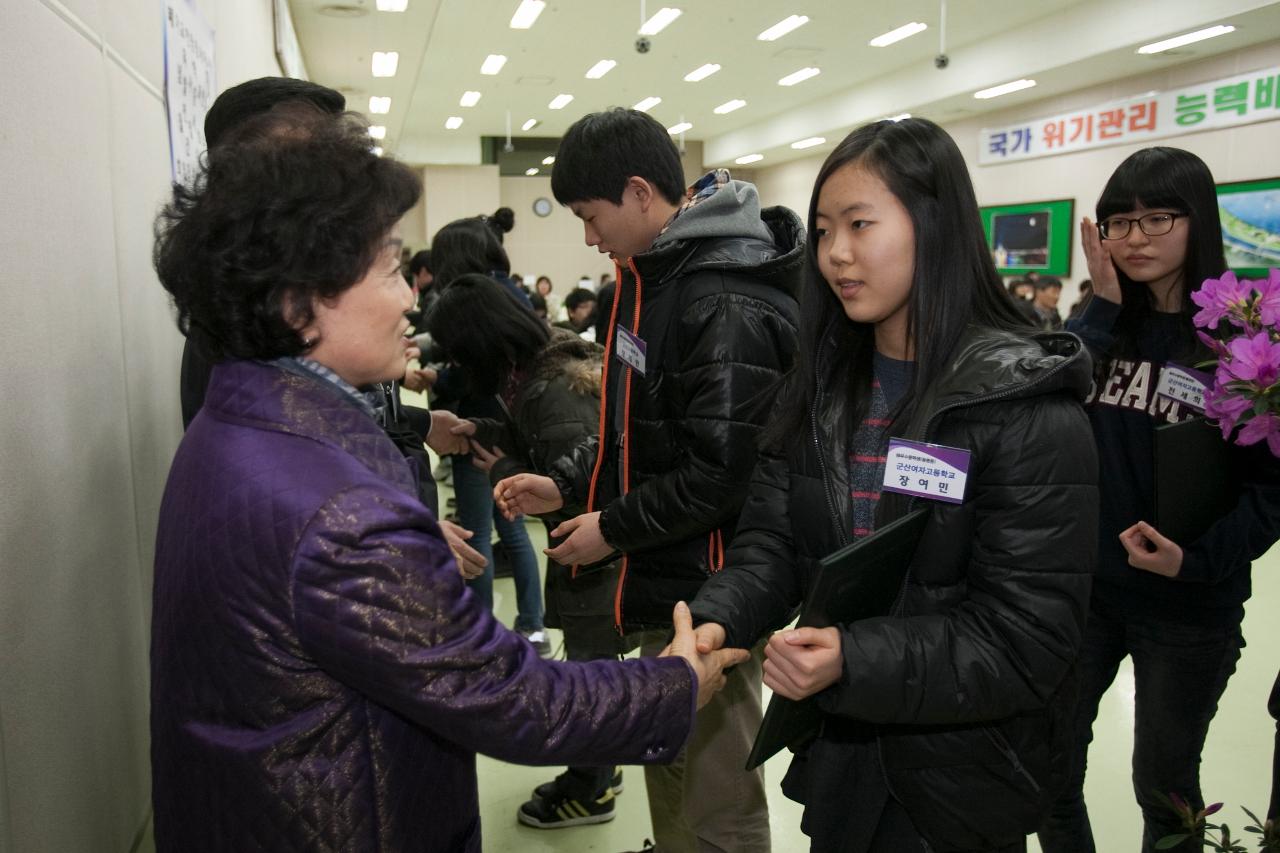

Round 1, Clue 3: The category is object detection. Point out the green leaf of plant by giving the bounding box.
[1156,834,1191,849]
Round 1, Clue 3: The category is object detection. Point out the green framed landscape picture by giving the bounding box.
[1218,177,1280,277]
[980,199,1074,278]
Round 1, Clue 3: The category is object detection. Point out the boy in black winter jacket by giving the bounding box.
[493,107,802,851]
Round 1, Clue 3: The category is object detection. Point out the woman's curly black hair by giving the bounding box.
[154,103,422,361]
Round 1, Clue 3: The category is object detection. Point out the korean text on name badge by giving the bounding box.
[1155,364,1210,413]
[882,438,971,504]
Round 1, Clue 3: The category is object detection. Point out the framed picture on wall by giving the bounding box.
[1217,177,1280,277]
[979,199,1074,277]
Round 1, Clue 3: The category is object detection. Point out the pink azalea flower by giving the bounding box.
[1256,269,1280,327]
[1237,411,1280,457]
[1196,330,1227,359]
[1204,387,1252,438]
[1191,271,1249,330]
[1222,331,1280,387]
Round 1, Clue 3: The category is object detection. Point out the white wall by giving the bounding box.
[499,175,616,296]
[752,41,1280,308]
[0,1,280,851]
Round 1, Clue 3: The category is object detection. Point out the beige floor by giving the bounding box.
[475,504,1278,853]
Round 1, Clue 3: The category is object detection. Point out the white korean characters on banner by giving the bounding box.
[163,0,216,187]
[979,66,1280,165]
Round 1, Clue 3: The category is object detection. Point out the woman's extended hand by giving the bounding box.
[661,602,751,710]
[1119,520,1183,577]
[763,626,843,700]
[469,441,505,473]
[439,519,487,579]
[1080,217,1122,305]
[492,473,564,520]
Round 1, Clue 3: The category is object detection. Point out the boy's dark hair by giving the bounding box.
[425,273,549,394]
[408,249,433,276]
[1034,276,1063,291]
[564,287,597,311]
[204,77,344,148]
[155,105,421,362]
[551,108,685,206]
[430,216,511,286]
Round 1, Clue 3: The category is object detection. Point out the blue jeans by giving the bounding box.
[450,455,543,633]
[1038,599,1243,853]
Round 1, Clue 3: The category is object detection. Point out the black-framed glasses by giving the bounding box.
[1097,212,1185,240]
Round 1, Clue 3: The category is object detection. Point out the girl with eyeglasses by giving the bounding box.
[1038,147,1280,853]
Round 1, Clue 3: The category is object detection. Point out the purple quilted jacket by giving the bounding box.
[151,361,695,852]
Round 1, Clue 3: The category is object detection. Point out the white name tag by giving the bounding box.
[1156,364,1210,412]
[615,326,647,376]
[882,438,970,504]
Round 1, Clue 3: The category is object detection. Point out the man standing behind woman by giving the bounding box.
[495,107,803,850]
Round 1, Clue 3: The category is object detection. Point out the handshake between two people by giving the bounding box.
[664,602,753,710]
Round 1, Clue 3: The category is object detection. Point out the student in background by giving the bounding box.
[554,286,598,338]
[690,117,1098,853]
[1038,146,1280,853]
[1031,275,1064,330]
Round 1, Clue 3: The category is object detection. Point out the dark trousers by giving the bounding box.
[552,626,619,801]
[1038,600,1243,853]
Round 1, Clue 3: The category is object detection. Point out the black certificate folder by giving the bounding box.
[745,508,931,771]
[1154,417,1239,547]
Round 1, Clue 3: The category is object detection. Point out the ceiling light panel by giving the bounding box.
[509,0,545,29]
[368,125,387,139]
[459,91,482,107]
[481,54,508,75]
[778,67,820,86]
[445,116,463,129]
[667,121,693,134]
[974,78,1036,99]
[542,156,555,165]
[869,22,928,47]
[735,153,764,165]
[758,15,809,41]
[525,168,540,175]
[684,63,721,82]
[522,118,539,131]
[372,146,384,156]
[633,96,662,112]
[375,0,408,11]
[1137,25,1236,54]
[585,59,617,79]
[639,7,682,35]
[371,51,399,77]
[549,94,574,109]
[713,99,746,114]
[368,96,391,114]
[791,136,825,149]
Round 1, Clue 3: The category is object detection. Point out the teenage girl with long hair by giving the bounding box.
[1038,147,1280,853]
[690,117,1099,852]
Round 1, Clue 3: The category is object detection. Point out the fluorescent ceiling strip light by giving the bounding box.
[542,156,555,165]
[375,0,408,11]
[549,93,574,109]
[735,153,764,165]
[586,59,617,79]
[509,0,546,29]
[525,168,540,175]
[667,121,693,134]
[522,118,539,131]
[368,96,391,114]
[683,63,721,82]
[459,91,482,107]
[639,7,682,35]
[372,146,384,156]
[791,136,825,149]
[885,112,911,121]
[371,51,399,77]
[869,21,927,47]
[1137,25,1236,54]
[714,99,746,114]
[974,78,1036,99]
[633,96,662,112]
[757,15,809,41]
[368,125,387,139]
[444,116,463,129]
[481,54,508,75]
[778,67,820,86]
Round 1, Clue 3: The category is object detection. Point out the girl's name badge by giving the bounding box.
[883,438,971,505]
[615,326,647,376]
[1155,364,1210,412]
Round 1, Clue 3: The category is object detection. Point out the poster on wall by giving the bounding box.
[979,200,1074,277]
[1218,177,1280,277]
[163,0,216,187]
[979,66,1280,165]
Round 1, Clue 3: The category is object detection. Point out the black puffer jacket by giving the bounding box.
[692,326,1099,850]
[550,184,802,632]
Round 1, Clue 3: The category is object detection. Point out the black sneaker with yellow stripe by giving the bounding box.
[517,787,616,828]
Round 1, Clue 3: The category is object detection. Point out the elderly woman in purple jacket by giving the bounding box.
[149,102,744,853]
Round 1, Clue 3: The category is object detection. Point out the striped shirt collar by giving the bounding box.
[272,357,377,419]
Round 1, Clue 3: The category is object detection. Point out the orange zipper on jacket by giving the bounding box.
[605,258,645,634]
